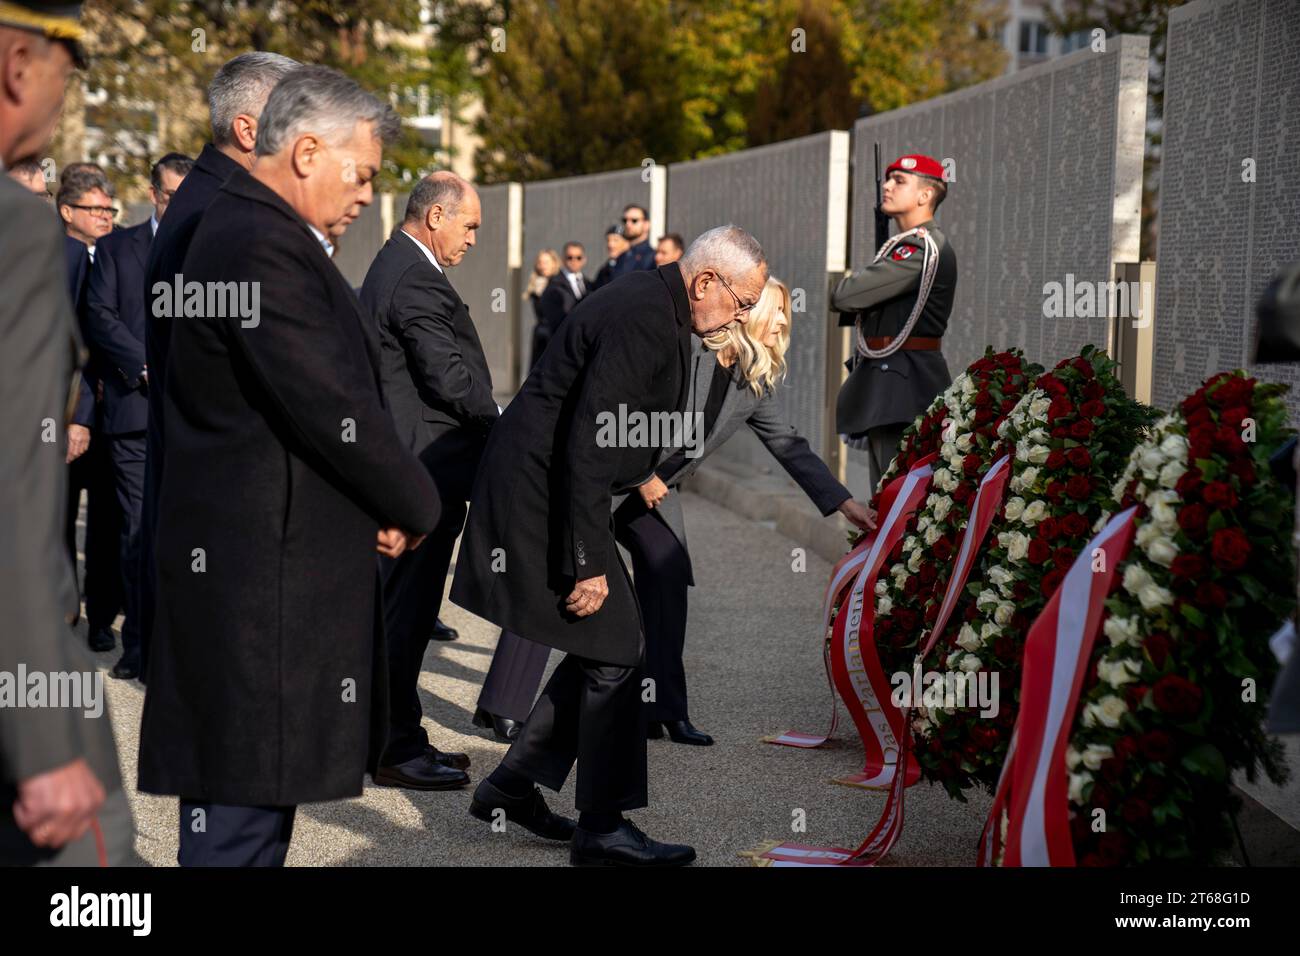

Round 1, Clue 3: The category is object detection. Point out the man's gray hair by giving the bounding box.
[681,224,767,281]
[208,51,299,147]
[255,65,401,157]
[404,171,470,224]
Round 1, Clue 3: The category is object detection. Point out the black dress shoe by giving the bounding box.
[473,706,522,742]
[373,752,470,791]
[663,719,714,746]
[431,618,459,642]
[570,819,696,867]
[469,778,575,841]
[426,744,470,771]
[88,628,115,653]
[109,654,140,680]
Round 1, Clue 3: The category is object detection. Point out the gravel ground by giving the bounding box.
[86,490,990,867]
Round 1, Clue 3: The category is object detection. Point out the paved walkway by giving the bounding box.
[82,489,1032,867]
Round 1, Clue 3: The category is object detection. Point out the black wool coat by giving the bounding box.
[137,170,440,805]
[450,263,692,666]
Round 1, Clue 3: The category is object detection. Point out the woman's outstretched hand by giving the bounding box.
[838,498,876,531]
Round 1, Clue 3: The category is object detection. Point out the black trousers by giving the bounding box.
[501,652,648,813]
[177,801,296,867]
[476,497,695,724]
[108,432,146,660]
[866,424,907,495]
[379,494,467,765]
[65,434,123,633]
[139,411,164,676]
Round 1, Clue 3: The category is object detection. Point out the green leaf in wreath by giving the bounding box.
[1180,743,1227,782]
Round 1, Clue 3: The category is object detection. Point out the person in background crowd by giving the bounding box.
[655,232,683,267]
[526,247,559,369]
[139,51,300,689]
[7,156,49,197]
[612,202,655,276]
[531,241,588,367]
[591,224,627,290]
[58,164,115,258]
[0,0,135,867]
[84,152,193,682]
[362,171,498,792]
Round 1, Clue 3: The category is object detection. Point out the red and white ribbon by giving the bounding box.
[765,455,934,754]
[757,454,1011,866]
[985,506,1138,867]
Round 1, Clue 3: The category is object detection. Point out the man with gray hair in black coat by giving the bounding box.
[360,171,498,792]
[452,224,768,866]
[138,66,439,867]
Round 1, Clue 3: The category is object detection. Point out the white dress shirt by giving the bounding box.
[308,224,335,259]
[402,229,444,273]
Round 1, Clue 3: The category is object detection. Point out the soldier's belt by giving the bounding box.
[864,335,942,351]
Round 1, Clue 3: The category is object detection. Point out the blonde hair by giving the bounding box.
[703,277,791,396]
[526,248,559,297]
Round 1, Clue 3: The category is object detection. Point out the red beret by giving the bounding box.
[886,154,945,181]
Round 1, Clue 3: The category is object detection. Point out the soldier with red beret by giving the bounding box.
[832,153,958,493]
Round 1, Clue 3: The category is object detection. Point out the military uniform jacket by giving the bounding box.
[832,219,957,435]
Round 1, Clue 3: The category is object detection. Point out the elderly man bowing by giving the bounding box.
[138,66,439,867]
[452,225,768,866]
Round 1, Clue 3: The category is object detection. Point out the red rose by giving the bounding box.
[993,636,1016,660]
[1061,512,1089,537]
[903,574,920,596]
[953,483,973,505]
[1182,390,1207,415]
[1220,405,1250,429]
[1152,675,1203,719]
[1065,474,1093,500]
[1040,567,1067,597]
[1145,631,1172,667]
[1089,782,1113,811]
[933,536,954,561]
[973,389,993,407]
[1177,503,1208,537]
[1196,580,1228,609]
[1099,832,1132,865]
[1048,397,1075,422]
[1099,756,1126,782]
[1121,798,1152,825]
[1000,398,1016,413]
[924,602,940,624]
[1083,381,1105,401]
[1050,425,1070,439]
[1027,539,1051,565]
[997,352,1020,368]
[1175,469,1204,499]
[1124,682,1149,709]
[1045,480,1065,504]
[1114,737,1139,760]
[974,406,995,425]
[970,724,1000,748]
[1069,419,1094,440]
[1213,376,1254,406]
[1072,356,1096,379]
[1169,554,1206,578]
[1214,424,1245,455]
[1211,527,1251,571]
[1139,775,1168,801]
[1228,458,1256,484]
[1053,546,1076,568]
[891,629,910,649]
[962,453,981,476]
[918,562,938,585]
[1013,580,1030,601]
[1039,516,1061,540]
[1186,406,1214,428]
[1066,446,1092,469]
[1046,449,1067,470]
[1043,377,1068,397]
[1080,400,1106,419]
[1202,481,1238,510]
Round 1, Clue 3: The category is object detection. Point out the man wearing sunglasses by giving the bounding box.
[612,202,656,277]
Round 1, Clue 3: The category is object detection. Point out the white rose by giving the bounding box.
[1103,615,1140,647]
[1145,536,1178,568]
[1122,563,1154,595]
[877,596,893,617]
[977,588,999,609]
[1021,500,1048,525]
[997,419,1011,439]
[994,602,1015,626]
[1029,396,1051,422]
[1027,427,1050,445]
[924,524,942,546]
[907,549,923,573]
[1138,582,1173,610]
[1098,657,1140,688]
[875,579,888,596]
[1139,446,1165,476]
[1098,694,1128,726]
[1068,771,1092,805]
[1158,459,1187,489]
[932,496,952,523]
[1159,433,1188,460]
[1066,746,1082,770]
[961,374,976,397]
[957,624,981,652]
[958,654,982,673]
[988,566,1013,587]
[1027,444,1051,465]
[1003,496,1026,521]
[1081,743,1114,771]
[1005,532,1030,563]
[957,433,974,453]
[1018,466,1040,490]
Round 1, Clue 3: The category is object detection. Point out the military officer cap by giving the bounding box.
[886,154,945,183]
[0,1,87,67]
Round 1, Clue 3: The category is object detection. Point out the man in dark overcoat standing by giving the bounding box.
[452,224,768,866]
[137,66,440,867]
